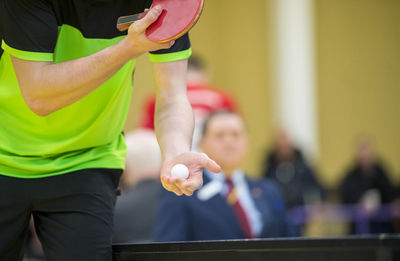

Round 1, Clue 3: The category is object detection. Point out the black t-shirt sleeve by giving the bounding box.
[148,32,191,63]
[2,0,58,55]
[150,33,191,55]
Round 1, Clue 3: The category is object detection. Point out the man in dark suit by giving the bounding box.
[155,110,297,242]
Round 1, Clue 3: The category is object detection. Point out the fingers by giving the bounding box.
[138,9,150,20]
[176,183,195,196]
[129,5,175,51]
[133,5,163,32]
[159,152,219,196]
[157,40,175,50]
[200,153,221,173]
[167,40,175,48]
[181,174,203,191]
[161,174,197,196]
[161,175,182,196]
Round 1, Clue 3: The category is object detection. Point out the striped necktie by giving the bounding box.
[226,179,254,239]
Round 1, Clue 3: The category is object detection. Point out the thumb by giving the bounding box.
[134,5,163,32]
[200,153,221,173]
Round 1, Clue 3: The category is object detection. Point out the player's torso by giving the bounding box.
[0,0,155,176]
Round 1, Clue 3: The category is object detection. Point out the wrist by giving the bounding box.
[117,37,143,60]
[162,147,191,161]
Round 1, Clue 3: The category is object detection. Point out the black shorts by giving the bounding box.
[0,168,122,261]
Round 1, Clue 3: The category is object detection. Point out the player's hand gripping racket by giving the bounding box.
[117,0,205,43]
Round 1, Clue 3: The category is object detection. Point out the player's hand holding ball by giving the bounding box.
[171,164,190,179]
[160,152,221,196]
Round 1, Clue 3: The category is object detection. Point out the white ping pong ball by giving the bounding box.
[171,164,189,179]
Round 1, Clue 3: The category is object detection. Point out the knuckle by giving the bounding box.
[159,43,169,49]
[130,23,141,33]
[163,185,172,192]
[200,156,208,166]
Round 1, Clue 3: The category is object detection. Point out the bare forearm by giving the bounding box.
[12,38,137,116]
[155,94,194,160]
[152,60,221,196]
[152,59,193,160]
[36,39,135,99]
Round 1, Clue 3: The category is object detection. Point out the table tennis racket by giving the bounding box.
[117,0,205,43]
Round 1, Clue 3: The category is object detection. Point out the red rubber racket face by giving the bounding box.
[146,0,204,43]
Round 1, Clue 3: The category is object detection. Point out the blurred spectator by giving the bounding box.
[155,111,297,242]
[393,184,400,233]
[113,129,162,243]
[339,137,396,234]
[139,54,238,149]
[262,129,325,209]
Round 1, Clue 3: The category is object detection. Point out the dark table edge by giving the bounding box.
[112,234,400,254]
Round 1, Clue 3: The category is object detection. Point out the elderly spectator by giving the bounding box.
[113,129,162,243]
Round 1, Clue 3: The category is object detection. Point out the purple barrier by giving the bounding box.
[287,203,400,234]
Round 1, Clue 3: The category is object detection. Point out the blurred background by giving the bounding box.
[125,0,400,189]
[120,0,400,239]
[22,1,400,259]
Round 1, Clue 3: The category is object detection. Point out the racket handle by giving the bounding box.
[117,12,146,31]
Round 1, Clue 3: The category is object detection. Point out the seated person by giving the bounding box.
[113,129,162,243]
[339,137,396,234]
[262,128,324,209]
[155,111,297,242]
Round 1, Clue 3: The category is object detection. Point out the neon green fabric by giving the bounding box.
[149,48,192,63]
[0,24,191,178]
[1,41,54,62]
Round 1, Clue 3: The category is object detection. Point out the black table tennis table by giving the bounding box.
[113,234,400,261]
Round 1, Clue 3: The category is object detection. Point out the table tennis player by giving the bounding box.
[0,1,219,260]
